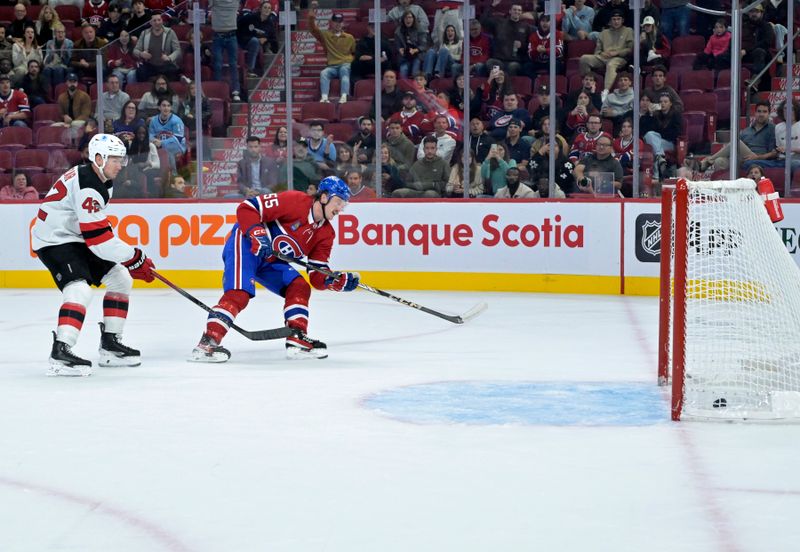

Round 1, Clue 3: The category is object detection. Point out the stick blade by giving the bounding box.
[239,326,295,341]
[454,302,488,324]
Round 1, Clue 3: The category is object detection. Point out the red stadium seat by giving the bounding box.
[566,39,595,59]
[683,112,707,151]
[354,79,376,100]
[0,173,11,188]
[125,82,152,102]
[0,150,12,172]
[338,100,372,124]
[0,127,33,152]
[54,5,80,22]
[510,75,533,97]
[668,54,696,72]
[48,149,84,173]
[683,92,718,117]
[35,126,70,150]
[31,173,56,196]
[326,122,357,142]
[679,69,713,93]
[429,78,452,94]
[671,35,706,55]
[201,81,231,101]
[532,75,567,95]
[301,102,337,123]
[345,21,370,39]
[716,68,751,88]
[33,103,63,124]
[14,150,50,172]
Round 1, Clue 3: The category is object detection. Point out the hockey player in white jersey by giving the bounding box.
[31,134,157,376]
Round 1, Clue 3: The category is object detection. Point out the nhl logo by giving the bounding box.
[641,220,661,256]
[635,213,661,263]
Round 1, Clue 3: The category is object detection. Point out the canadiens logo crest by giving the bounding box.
[271,234,303,259]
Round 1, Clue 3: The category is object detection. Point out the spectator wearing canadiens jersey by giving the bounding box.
[387,91,429,143]
[0,73,30,128]
[488,92,532,140]
[31,134,157,377]
[467,19,493,77]
[569,113,613,162]
[190,177,359,362]
[83,0,110,28]
[523,15,564,78]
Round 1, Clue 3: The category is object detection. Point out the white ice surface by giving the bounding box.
[1,289,799,552]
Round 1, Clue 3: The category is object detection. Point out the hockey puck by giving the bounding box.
[712,398,727,408]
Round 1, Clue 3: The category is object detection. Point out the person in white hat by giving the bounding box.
[639,15,668,66]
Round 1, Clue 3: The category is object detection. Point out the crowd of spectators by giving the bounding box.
[268,0,797,199]
[0,0,797,201]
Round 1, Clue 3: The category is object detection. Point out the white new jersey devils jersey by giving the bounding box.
[31,164,135,264]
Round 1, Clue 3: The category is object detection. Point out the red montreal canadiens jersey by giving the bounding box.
[0,89,30,115]
[237,191,335,269]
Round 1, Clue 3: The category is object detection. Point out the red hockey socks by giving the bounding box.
[284,278,311,333]
[205,289,251,343]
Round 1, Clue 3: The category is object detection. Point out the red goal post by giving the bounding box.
[658,178,800,422]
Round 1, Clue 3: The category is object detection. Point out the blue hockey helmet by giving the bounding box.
[317,176,351,203]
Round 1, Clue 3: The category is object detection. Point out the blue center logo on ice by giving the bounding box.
[363,381,668,426]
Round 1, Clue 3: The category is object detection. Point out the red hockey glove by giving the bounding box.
[324,271,360,292]
[122,248,155,282]
[249,227,274,260]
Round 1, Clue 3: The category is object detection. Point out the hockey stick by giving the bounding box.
[273,253,488,324]
[152,271,294,341]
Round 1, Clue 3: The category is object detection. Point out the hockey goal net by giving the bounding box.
[658,178,800,421]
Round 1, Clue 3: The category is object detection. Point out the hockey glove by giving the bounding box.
[325,271,360,292]
[122,248,155,282]
[249,227,273,260]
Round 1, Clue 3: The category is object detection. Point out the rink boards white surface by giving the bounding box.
[1,289,799,552]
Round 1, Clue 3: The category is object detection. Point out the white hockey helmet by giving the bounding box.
[89,133,128,169]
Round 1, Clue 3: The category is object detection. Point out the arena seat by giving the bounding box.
[671,35,706,55]
[679,69,713,93]
[14,150,50,173]
[324,122,355,142]
[301,102,338,124]
[0,150,12,171]
[35,126,70,150]
[31,173,56,197]
[0,127,32,152]
[338,100,372,124]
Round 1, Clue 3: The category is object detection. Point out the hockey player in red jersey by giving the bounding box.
[31,134,156,376]
[190,176,359,362]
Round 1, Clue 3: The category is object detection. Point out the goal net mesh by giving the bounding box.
[675,179,800,420]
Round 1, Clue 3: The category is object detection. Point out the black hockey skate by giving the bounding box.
[285,329,327,360]
[98,322,142,367]
[188,334,231,363]
[48,332,92,377]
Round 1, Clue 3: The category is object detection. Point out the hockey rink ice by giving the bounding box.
[1,288,800,552]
